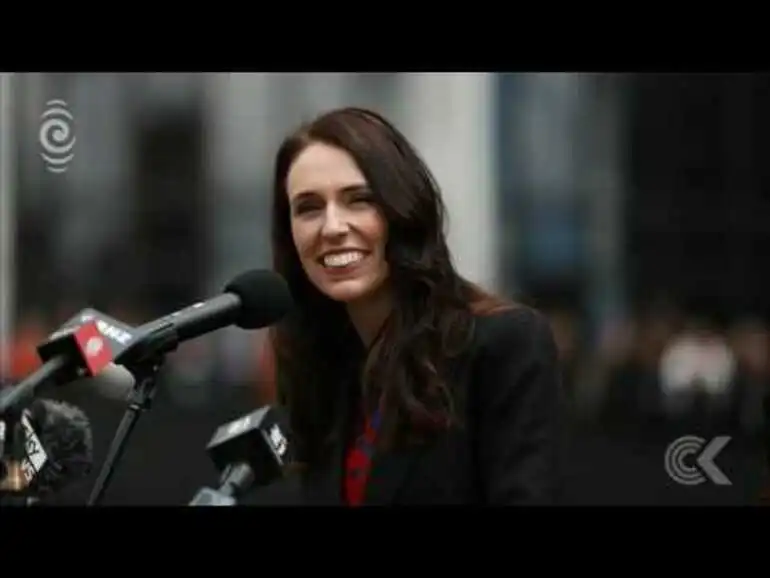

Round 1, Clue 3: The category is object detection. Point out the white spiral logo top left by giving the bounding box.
[39,99,76,173]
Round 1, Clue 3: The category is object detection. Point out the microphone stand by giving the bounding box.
[86,324,179,506]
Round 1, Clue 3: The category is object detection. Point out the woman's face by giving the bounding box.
[286,141,389,304]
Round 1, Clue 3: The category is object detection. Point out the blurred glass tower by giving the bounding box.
[496,72,627,342]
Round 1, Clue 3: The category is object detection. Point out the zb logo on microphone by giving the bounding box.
[268,425,287,458]
[664,435,732,486]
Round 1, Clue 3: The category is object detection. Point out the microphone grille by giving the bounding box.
[27,399,93,494]
[224,270,293,329]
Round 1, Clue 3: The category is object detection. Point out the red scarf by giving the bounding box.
[342,407,382,506]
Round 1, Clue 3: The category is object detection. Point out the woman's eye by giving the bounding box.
[294,201,320,214]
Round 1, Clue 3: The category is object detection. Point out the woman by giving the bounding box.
[249,106,564,506]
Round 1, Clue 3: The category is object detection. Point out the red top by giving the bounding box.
[342,408,381,506]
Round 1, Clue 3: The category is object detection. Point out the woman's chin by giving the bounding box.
[321,280,372,303]
[316,272,390,304]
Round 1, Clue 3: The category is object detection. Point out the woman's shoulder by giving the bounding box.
[457,303,561,401]
[470,304,557,359]
[461,304,564,505]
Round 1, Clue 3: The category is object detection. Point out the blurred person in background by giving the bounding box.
[728,318,769,429]
[722,317,770,505]
[722,318,769,507]
[598,299,681,433]
[250,107,563,506]
[658,318,738,432]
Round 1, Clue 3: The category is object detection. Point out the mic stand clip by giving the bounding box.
[86,323,179,506]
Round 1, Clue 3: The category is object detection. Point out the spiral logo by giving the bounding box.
[664,436,706,485]
[85,336,104,358]
[39,99,76,173]
[664,435,732,486]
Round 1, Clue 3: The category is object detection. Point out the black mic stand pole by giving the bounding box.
[86,324,179,506]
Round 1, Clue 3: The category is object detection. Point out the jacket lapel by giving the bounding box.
[300,365,421,506]
[363,445,421,505]
[302,376,355,506]
[302,417,421,506]
[364,355,470,505]
[302,452,345,505]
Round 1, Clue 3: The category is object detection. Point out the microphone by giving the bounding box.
[56,308,137,360]
[67,363,136,402]
[0,306,139,416]
[44,310,135,400]
[117,270,292,367]
[0,398,93,502]
[187,486,237,506]
[0,319,115,416]
[189,405,290,506]
[88,271,292,507]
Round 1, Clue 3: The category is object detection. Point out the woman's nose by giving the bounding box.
[321,205,350,238]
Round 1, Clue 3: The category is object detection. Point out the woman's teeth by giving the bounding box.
[323,251,365,268]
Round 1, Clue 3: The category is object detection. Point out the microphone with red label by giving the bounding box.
[0,306,140,417]
[0,319,115,418]
[50,309,138,401]
[0,318,110,504]
[0,308,138,503]
[1,269,292,418]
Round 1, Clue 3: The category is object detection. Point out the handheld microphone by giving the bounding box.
[0,398,93,502]
[0,306,140,416]
[56,308,137,359]
[47,310,137,400]
[189,405,291,506]
[66,363,136,402]
[117,270,292,367]
[0,320,114,417]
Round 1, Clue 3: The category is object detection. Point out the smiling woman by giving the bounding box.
[286,142,391,343]
[250,107,564,506]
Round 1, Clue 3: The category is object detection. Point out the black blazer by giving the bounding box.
[243,306,564,506]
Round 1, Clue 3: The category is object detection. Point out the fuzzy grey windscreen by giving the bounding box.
[26,399,94,495]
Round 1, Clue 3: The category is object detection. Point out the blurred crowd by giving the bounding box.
[545,299,768,441]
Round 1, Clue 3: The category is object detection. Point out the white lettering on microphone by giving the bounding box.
[95,320,133,345]
[19,413,47,483]
[269,424,287,457]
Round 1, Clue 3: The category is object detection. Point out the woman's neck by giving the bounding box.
[346,286,393,348]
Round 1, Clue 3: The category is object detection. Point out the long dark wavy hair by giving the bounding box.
[267,107,511,466]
